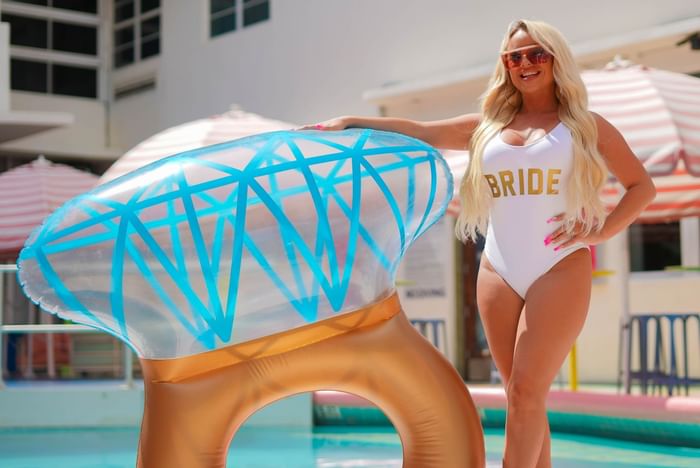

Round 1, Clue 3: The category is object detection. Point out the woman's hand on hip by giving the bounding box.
[544,213,608,250]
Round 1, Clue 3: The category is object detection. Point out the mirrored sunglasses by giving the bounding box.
[501,46,553,70]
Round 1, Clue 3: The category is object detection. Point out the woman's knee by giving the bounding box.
[506,376,547,413]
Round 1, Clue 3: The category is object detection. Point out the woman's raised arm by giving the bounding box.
[299,113,480,151]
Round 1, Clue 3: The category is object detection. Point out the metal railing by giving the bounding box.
[0,264,134,389]
[2,264,463,391]
[410,318,448,356]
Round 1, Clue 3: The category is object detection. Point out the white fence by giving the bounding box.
[0,264,134,389]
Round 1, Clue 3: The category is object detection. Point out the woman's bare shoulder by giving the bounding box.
[590,111,622,144]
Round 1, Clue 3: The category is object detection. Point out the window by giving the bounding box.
[2,14,48,49]
[2,13,98,55]
[53,64,97,98]
[209,0,269,38]
[140,15,160,59]
[114,26,134,68]
[629,222,682,272]
[243,0,269,27]
[113,0,161,68]
[53,22,97,55]
[7,0,47,6]
[52,0,98,14]
[10,59,48,93]
[114,0,134,22]
[210,0,236,37]
[4,1,98,18]
[10,59,98,98]
[141,0,159,13]
[1,2,100,98]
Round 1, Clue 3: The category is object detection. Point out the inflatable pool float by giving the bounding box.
[18,129,485,468]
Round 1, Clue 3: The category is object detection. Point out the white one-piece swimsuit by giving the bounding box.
[482,122,589,299]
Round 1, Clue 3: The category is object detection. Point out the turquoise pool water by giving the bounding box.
[1,426,699,467]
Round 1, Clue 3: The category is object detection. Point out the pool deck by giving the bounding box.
[2,378,699,428]
[0,379,312,429]
[3,379,700,454]
[315,384,700,422]
[312,383,700,447]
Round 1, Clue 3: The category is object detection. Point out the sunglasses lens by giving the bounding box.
[502,47,551,69]
[503,52,522,69]
[527,48,549,64]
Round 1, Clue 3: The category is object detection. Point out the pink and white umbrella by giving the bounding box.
[581,60,700,393]
[444,151,469,218]
[0,156,98,261]
[100,108,295,184]
[583,61,700,223]
[446,63,700,223]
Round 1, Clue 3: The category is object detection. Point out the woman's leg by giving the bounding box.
[476,256,524,384]
[502,249,592,468]
[478,256,556,467]
[476,257,524,462]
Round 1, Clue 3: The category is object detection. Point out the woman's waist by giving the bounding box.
[486,216,584,249]
[485,225,588,254]
[487,200,567,229]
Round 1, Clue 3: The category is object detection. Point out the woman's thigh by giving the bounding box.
[510,249,593,394]
[476,255,525,384]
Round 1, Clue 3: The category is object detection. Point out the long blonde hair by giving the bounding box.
[455,19,607,242]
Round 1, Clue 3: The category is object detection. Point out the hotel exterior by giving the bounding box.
[1,0,699,384]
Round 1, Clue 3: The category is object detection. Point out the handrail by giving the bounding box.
[1,324,98,333]
[0,264,135,389]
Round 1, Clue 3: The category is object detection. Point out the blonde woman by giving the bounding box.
[303,19,655,468]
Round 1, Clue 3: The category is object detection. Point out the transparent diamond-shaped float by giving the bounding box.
[18,129,453,358]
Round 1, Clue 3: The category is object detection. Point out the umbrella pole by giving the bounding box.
[605,229,632,395]
[616,229,633,394]
[0,268,4,388]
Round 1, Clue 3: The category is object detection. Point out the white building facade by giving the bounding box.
[1,0,699,383]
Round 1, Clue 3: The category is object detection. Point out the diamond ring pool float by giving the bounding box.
[18,129,484,468]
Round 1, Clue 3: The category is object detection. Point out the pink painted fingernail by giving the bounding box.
[554,246,561,251]
[314,124,324,129]
[547,217,555,223]
[544,236,552,246]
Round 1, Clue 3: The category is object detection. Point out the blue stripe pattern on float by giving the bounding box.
[20,129,450,352]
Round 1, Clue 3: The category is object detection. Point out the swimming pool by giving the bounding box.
[1,426,698,467]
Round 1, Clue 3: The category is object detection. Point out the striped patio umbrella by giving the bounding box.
[581,60,700,394]
[446,62,700,223]
[444,151,468,218]
[0,156,98,261]
[583,60,700,223]
[99,108,295,184]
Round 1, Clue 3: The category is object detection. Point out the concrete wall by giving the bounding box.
[398,218,459,365]
[575,235,700,383]
[0,92,118,159]
[0,22,9,113]
[3,0,697,158]
[576,272,700,382]
[0,1,119,161]
[110,1,700,150]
